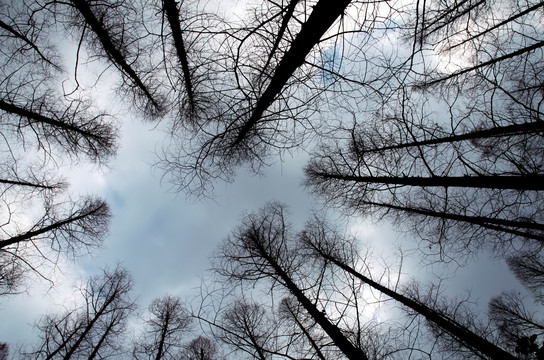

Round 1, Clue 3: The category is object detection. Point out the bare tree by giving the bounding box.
[305,107,544,260]
[55,0,165,116]
[216,202,369,360]
[0,1,118,163]
[216,299,275,360]
[0,342,8,360]
[0,196,110,285]
[507,252,544,302]
[182,336,218,360]
[489,291,544,357]
[0,1,119,293]
[299,212,517,359]
[28,266,135,359]
[158,0,366,196]
[133,295,192,360]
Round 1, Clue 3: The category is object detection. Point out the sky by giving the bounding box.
[0,108,524,348]
[0,0,532,354]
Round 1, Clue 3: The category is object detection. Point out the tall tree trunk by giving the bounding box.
[162,0,196,112]
[155,312,170,360]
[68,0,161,113]
[364,200,544,242]
[307,242,518,360]
[252,235,369,360]
[357,121,544,154]
[261,0,301,75]
[88,315,117,360]
[284,301,327,360]
[424,40,544,86]
[0,100,105,143]
[446,2,544,51]
[0,178,61,190]
[307,170,544,190]
[0,200,106,249]
[232,0,352,146]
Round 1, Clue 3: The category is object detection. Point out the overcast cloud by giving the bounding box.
[0,0,533,355]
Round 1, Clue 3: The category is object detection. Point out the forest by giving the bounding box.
[0,0,543,358]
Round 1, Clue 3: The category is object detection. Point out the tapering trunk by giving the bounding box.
[358,121,544,154]
[261,0,301,74]
[308,170,544,190]
[88,315,117,360]
[311,245,517,360]
[252,236,368,360]
[0,99,103,142]
[0,178,61,191]
[365,200,544,242]
[68,0,161,112]
[155,312,169,360]
[0,201,106,249]
[424,40,544,86]
[284,302,327,360]
[233,0,352,145]
[446,2,544,50]
[163,0,196,112]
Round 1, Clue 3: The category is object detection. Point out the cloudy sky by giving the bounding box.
[0,110,523,347]
[0,0,529,352]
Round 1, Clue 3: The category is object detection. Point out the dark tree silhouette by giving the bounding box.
[299,213,517,359]
[278,297,328,360]
[216,203,369,360]
[61,0,164,116]
[305,101,544,259]
[0,196,110,290]
[217,299,275,360]
[507,252,544,302]
[28,267,135,359]
[182,336,218,360]
[133,295,192,360]
[162,0,197,114]
[0,2,117,163]
[0,342,8,360]
[0,1,117,292]
[489,291,544,356]
[158,0,360,196]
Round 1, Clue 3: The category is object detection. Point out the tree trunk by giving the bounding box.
[155,312,170,360]
[284,302,327,360]
[0,178,60,190]
[358,121,544,154]
[0,201,106,249]
[0,100,103,142]
[68,0,161,112]
[424,40,544,86]
[310,244,518,360]
[252,235,369,360]
[163,0,196,112]
[365,200,544,242]
[232,0,352,146]
[308,170,544,190]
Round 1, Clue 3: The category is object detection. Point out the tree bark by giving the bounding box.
[308,243,518,360]
[163,0,196,112]
[68,0,161,112]
[232,0,352,146]
[251,234,369,360]
[308,170,544,191]
[357,121,544,154]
